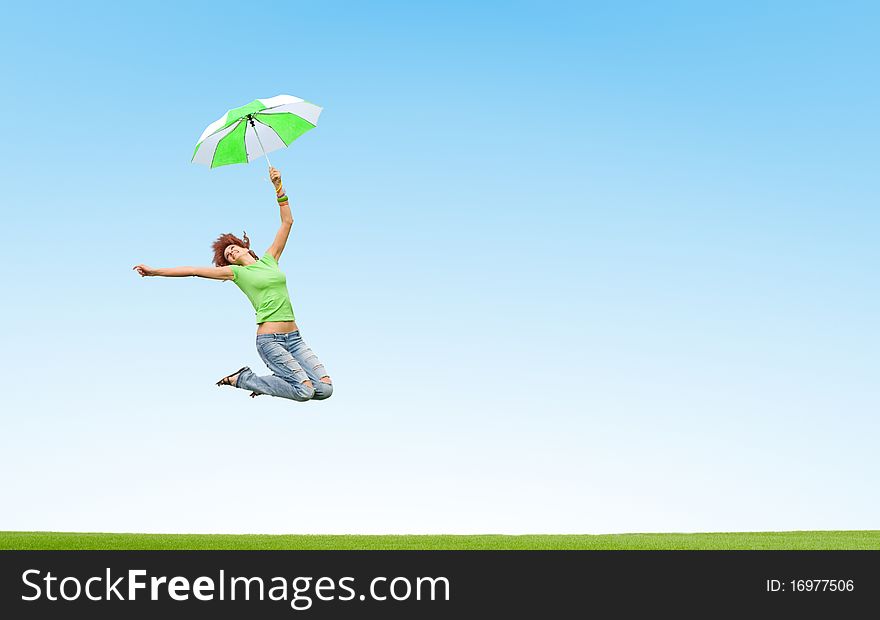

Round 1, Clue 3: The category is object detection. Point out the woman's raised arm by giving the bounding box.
[133,265,234,280]
[265,166,293,261]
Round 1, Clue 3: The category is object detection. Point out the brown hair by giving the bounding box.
[211,231,259,267]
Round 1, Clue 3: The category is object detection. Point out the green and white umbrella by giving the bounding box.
[192,94,322,168]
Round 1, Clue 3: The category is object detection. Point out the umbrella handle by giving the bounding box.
[248,116,272,169]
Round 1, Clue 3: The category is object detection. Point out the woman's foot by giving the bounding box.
[216,366,249,387]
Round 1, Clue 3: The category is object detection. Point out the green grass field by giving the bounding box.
[2,531,879,550]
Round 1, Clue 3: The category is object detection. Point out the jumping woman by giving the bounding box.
[133,167,332,402]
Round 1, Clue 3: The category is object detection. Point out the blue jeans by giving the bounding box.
[236,331,332,401]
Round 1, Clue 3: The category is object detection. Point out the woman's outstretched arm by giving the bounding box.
[133,265,234,280]
[266,166,293,262]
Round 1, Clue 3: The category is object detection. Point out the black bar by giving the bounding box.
[1,551,876,618]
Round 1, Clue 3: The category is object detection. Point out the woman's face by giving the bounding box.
[224,244,247,264]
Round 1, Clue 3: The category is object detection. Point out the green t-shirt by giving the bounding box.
[230,254,296,324]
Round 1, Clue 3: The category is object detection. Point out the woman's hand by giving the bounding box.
[133,264,157,277]
[269,166,283,193]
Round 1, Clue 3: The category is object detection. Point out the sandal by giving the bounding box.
[216,366,249,387]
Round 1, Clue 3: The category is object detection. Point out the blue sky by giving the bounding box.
[0,1,877,534]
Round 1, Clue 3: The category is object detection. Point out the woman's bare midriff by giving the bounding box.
[257,320,299,335]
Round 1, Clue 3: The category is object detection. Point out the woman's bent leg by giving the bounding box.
[286,331,333,400]
[235,337,315,402]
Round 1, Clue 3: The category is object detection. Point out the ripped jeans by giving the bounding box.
[235,331,333,402]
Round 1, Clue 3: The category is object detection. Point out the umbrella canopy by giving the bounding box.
[192,95,322,168]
